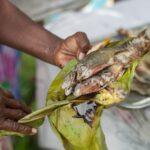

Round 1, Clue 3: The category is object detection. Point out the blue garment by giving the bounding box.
[90,0,108,9]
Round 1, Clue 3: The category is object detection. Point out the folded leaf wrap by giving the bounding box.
[18,29,150,150]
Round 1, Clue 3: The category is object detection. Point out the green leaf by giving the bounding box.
[116,60,139,91]
[107,37,133,48]
[18,35,146,150]
[0,131,24,137]
[49,103,107,150]
[19,100,71,127]
[46,59,78,103]
[19,59,78,128]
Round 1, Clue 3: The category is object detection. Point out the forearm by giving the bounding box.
[0,0,62,64]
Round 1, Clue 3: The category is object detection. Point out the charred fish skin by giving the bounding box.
[73,63,124,97]
[118,28,150,96]
[73,68,116,97]
[63,29,150,97]
[62,47,125,95]
[62,40,112,90]
[62,48,115,90]
[62,38,133,93]
[73,31,150,97]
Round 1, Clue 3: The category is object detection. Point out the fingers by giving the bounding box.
[0,119,37,135]
[0,88,14,98]
[63,32,90,60]
[74,32,91,54]
[54,31,90,67]
[78,52,85,60]
[4,108,26,120]
[4,91,14,98]
[5,98,31,114]
[18,102,32,114]
[0,88,31,114]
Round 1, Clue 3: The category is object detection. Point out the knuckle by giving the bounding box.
[15,100,21,107]
[18,110,26,118]
[12,121,26,133]
[19,125,26,131]
[13,109,26,119]
[21,103,31,114]
[75,31,86,35]
[11,121,19,130]
[5,91,14,98]
[2,118,32,134]
[3,109,9,118]
[75,32,87,39]
[19,125,31,134]
[0,108,5,115]
[0,119,5,129]
[2,119,18,131]
[0,88,4,96]
[74,32,90,47]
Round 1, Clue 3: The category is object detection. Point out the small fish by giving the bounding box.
[63,29,150,97]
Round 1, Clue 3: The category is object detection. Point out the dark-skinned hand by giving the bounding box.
[54,32,91,68]
[0,88,37,135]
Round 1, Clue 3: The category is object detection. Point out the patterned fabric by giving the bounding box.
[0,45,20,98]
[0,137,13,150]
[0,45,20,150]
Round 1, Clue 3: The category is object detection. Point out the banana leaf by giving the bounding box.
[18,29,150,150]
[0,131,24,137]
[19,59,138,150]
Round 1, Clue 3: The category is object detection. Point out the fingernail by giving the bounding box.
[78,52,85,60]
[32,128,37,134]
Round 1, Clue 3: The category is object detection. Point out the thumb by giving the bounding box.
[77,51,85,60]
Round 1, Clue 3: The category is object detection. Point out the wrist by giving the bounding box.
[35,33,63,65]
[48,37,63,66]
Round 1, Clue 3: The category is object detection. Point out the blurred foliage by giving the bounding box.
[13,53,40,150]
[13,136,39,150]
[18,53,36,105]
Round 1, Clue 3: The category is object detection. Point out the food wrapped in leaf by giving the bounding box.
[118,28,150,96]
[18,29,150,150]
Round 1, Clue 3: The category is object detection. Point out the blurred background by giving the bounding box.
[0,0,150,149]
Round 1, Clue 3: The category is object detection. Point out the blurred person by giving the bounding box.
[0,0,90,135]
